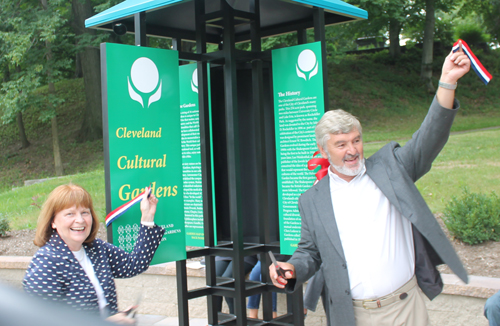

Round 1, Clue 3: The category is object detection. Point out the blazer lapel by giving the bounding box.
[85,244,99,273]
[365,158,402,214]
[48,231,76,262]
[85,243,107,288]
[314,177,346,261]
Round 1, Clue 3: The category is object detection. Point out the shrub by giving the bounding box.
[0,215,10,237]
[454,23,490,45]
[444,188,500,245]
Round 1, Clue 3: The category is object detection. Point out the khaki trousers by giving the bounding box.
[352,276,431,326]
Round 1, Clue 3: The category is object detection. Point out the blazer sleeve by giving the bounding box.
[102,224,165,279]
[286,194,323,290]
[393,96,459,182]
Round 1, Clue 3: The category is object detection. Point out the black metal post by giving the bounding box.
[194,0,218,324]
[313,8,329,111]
[134,12,147,46]
[250,0,274,322]
[221,0,246,324]
[176,260,189,326]
[101,44,113,244]
[297,28,307,45]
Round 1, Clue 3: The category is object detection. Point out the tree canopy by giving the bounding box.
[0,0,496,153]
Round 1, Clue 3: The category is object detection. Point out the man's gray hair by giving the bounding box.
[315,109,362,149]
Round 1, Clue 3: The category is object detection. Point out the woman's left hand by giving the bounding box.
[140,188,158,223]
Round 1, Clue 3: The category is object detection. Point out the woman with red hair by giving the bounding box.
[23,183,164,325]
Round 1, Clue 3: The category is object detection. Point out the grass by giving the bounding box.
[364,128,500,214]
[0,170,106,230]
[362,113,500,143]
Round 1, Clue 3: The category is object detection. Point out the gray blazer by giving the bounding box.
[286,97,468,326]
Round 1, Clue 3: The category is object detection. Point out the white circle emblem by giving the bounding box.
[297,49,317,72]
[192,69,198,87]
[130,57,159,93]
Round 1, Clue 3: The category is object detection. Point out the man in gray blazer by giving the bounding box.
[270,43,471,326]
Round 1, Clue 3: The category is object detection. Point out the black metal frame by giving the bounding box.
[131,1,329,325]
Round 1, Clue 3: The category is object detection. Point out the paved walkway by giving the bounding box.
[136,315,207,326]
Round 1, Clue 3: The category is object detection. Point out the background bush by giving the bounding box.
[454,22,490,45]
[444,188,500,245]
[0,214,10,237]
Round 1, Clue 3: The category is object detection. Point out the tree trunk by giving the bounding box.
[41,0,64,176]
[77,47,102,142]
[389,19,401,58]
[51,114,64,176]
[74,51,83,78]
[420,0,436,93]
[72,0,103,142]
[16,112,30,149]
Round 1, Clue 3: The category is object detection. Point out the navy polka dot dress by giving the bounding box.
[23,225,165,315]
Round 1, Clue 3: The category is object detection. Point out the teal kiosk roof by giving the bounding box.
[86,0,367,43]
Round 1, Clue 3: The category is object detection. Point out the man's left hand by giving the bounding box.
[441,40,471,84]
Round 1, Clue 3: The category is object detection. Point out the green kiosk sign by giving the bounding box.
[102,43,186,264]
[272,42,325,255]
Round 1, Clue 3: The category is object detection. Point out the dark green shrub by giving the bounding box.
[0,215,10,237]
[444,188,500,245]
[454,23,490,45]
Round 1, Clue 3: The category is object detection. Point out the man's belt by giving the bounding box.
[352,275,416,310]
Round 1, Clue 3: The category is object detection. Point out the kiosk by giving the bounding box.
[87,1,367,325]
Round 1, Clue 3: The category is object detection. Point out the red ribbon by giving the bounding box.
[307,151,330,185]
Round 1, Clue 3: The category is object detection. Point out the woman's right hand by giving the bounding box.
[140,188,158,223]
[106,309,137,325]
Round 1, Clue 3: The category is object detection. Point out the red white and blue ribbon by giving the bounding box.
[307,151,330,185]
[105,186,151,227]
[453,39,492,85]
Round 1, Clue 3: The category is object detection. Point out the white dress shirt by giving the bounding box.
[328,165,415,299]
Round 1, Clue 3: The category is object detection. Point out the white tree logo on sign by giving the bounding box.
[296,49,318,81]
[191,68,198,93]
[128,57,162,108]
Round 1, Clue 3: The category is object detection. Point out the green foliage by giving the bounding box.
[0,70,44,124]
[0,0,73,126]
[94,0,124,14]
[454,22,490,45]
[0,214,10,236]
[403,10,455,46]
[346,0,457,47]
[443,188,500,245]
[459,0,500,44]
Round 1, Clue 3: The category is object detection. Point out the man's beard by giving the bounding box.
[327,152,365,177]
